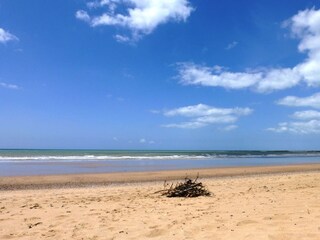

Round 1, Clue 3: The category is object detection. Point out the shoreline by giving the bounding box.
[1,163,320,191]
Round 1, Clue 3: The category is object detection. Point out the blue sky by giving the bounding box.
[1,0,320,150]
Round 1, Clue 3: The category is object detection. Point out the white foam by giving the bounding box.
[0,152,319,163]
[0,154,211,162]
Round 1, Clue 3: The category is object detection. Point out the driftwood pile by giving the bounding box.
[156,176,211,198]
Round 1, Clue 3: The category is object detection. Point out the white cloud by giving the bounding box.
[177,8,320,93]
[114,34,131,43]
[163,121,207,129]
[86,0,115,9]
[0,82,19,90]
[75,10,91,22]
[139,138,155,144]
[177,63,301,92]
[161,104,252,129]
[270,93,320,134]
[0,28,18,43]
[291,110,320,120]
[164,103,252,117]
[267,120,320,134]
[292,8,320,87]
[76,0,193,42]
[177,63,259,89]
[225,41,238,50]
[254,68,301,92]
[277,92,320,109]
[220,125,238,131]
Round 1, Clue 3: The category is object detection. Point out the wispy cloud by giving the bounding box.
[220,125,238,131]
[277,93,320,109]
[139,138,155,144]
[176,8,320,93]
[75,10,91,22]
[177,62,300,92]
[269,92,320,134]
[0,28,18,44]
[161,104,252,129]
[114,34,131,43]
[225,41,238,50]
[267,120,320,134]
[86,0,116,9]
[76,0,194,42]
[0,82,19,90]
[106,93,125,102]
[291,110,320,120]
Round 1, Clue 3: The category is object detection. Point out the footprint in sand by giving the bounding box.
[28,222,43,229]
[236,220,258,226]
[145,228,166,238]
[29,203,41,209]
[0,218,12,222]
[56,215,68,219]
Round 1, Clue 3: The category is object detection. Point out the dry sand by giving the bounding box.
[0,165,320,239]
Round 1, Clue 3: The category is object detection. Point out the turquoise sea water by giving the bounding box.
[0,149,320,176]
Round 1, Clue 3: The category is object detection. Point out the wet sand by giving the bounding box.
[1,163,320,190]
[0,164,320,239]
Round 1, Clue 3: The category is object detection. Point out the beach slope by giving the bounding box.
[0,167,320,239]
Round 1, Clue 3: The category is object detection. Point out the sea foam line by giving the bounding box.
[0,155,211,162]
[0,152,320,163]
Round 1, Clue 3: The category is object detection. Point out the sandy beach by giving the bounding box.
[1,165,320,239]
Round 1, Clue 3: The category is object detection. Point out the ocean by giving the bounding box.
[1,149,320,176]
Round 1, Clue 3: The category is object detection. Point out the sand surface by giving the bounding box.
[0,169,320,239]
